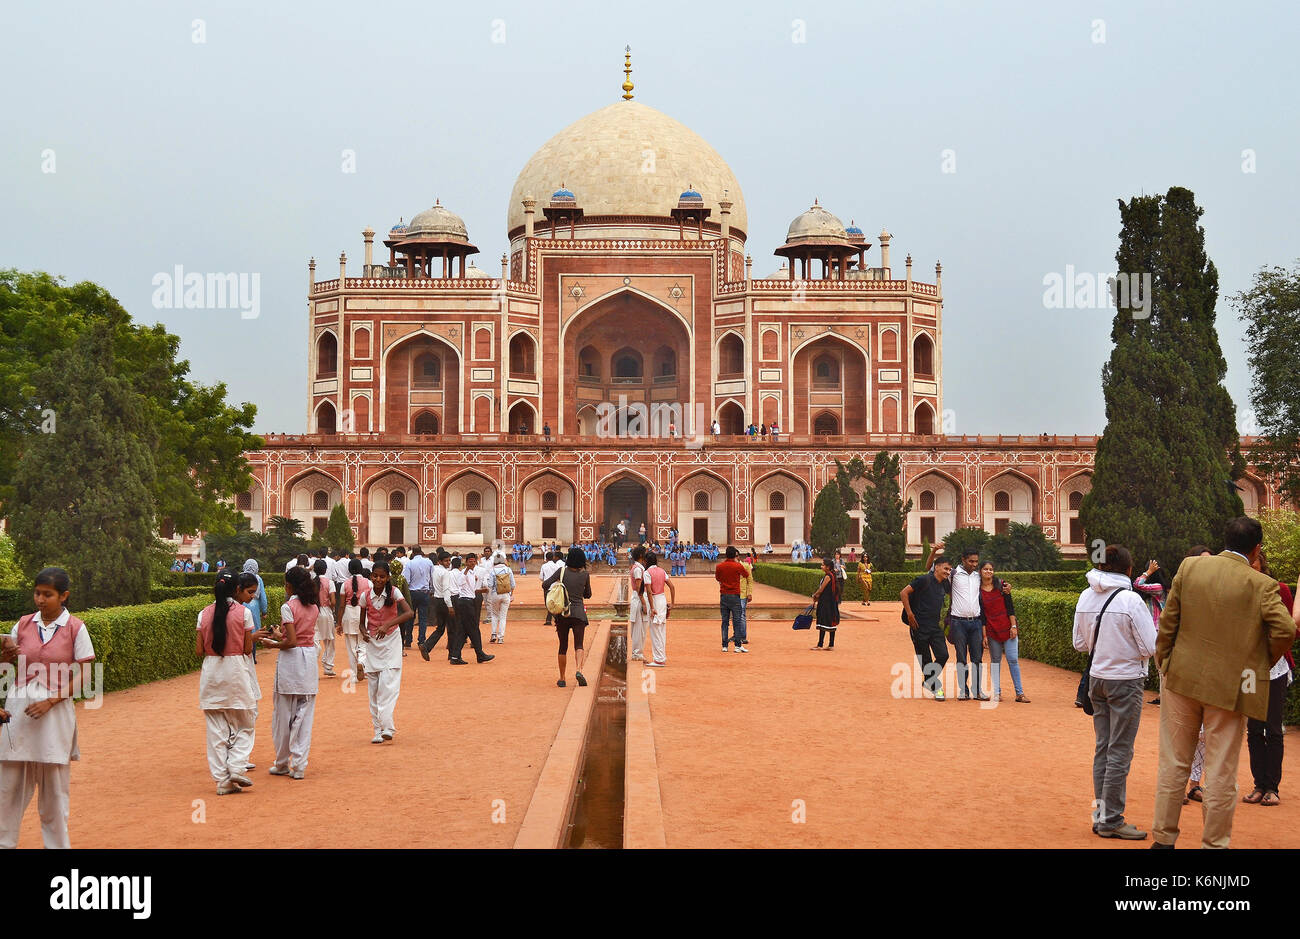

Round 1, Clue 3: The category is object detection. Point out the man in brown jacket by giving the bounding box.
[1151,516,1296,848]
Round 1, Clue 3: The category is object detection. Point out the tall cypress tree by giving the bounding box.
[808,482,848,559]
[10,326,157,607]
[860,450,912,570]
[324,503,355,552]
[1080,187,1242,571]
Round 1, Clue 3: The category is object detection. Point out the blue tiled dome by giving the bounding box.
[389,217,407,235]
[678,187,703,203]
[550,186,576,202]
[845,219,863,236]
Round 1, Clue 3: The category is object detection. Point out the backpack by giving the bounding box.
[545,576,570,616]
[494,567,513,595]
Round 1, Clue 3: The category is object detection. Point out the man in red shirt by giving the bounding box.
[715,546,750,654]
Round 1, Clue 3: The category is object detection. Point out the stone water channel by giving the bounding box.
[563,580,630,848]
[560,579,809,848]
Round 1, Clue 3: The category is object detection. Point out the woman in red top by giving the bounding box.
[979,562,1029,703]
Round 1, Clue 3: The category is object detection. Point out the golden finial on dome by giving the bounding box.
[622,45,634,100]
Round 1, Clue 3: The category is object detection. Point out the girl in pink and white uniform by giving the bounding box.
[338,558,371,682]
[260,565,320,779]
[312,559,338,679]
[0,567,96,849]
[363,563,413,743]
[195,571,264,795]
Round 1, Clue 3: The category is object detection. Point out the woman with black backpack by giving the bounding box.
[550,547,593,688]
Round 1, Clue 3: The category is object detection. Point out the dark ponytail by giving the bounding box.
[212,571,236,655]
[312,558,329,604]
[286,565,318,608]
[348,558,364,607]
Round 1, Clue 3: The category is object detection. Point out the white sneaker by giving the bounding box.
[735,645,749,653]
[290,770,305,780]
[216,782,241,795]
[229,772,253,787]
[268,766,291,776]
[722,647,730,654]
[371,734,384,744]
[381,730,393,741]
[645,661,666,668]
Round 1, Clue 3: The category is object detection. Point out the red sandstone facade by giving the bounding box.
[237,97,1280,554]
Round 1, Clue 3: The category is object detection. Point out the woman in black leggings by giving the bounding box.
[555,547,593,688]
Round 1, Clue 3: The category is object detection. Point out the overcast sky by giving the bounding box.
[2,0,1296,436]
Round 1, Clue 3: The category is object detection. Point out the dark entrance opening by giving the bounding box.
[693,518,709,542]
[770,517,785,544]
[603,478,649,538]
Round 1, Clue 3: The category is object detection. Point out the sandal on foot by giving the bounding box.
[1243,789,1266,804]
[1015,693,1031,703]
[556,679,566,687]
[1187,785,1204,803]
[1262,791,1280,806]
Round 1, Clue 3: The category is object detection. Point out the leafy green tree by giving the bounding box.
[1260,508,1300,587]
[1235,261,1300,505]
[9,327,158,608]
[0,532,26,589]
[324,504,355,553]
[833,456,867,511]
[0,270,262,534]
[808,482,848,559]
[859,451,911,570]
[982,523,1063,571]
[1080,187,1243,574]
[261,515,308,569]
[938,526,990,563]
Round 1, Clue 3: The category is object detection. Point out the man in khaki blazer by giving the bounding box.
[1152,517,1296,848]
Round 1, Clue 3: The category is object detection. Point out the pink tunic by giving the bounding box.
[198,602,249,656]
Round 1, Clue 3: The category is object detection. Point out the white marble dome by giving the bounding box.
[508,100,746,236]
[406,200,469,242]
[785,201,848,244]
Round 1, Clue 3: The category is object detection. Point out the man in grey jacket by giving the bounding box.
[1073,544,1158,840]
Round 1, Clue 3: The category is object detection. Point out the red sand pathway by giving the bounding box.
[9,575,1298,848]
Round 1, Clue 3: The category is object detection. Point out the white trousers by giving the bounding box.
[486,595,511,639]
[317,638,336,675]
[204,708,256,784]
[234,704,257,772]
[341,633,367,677]
[649,594,668,663]
[270,692,316,773]
[366,667,401,735]
[0,761,71,849]
[628,600,646,659]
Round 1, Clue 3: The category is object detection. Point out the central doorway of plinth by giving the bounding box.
[602,477,650,542]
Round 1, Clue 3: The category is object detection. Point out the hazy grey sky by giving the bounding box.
[3,0,1296,435]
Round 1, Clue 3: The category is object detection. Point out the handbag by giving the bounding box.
[1078,588,1125,716]
[792,605,814,630]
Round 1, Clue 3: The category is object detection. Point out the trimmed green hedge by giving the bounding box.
[159,571,285,588]
[752,564,1085,600]
[149,586,214,602]
[79,596,212,693]
[1011,587,1300,725]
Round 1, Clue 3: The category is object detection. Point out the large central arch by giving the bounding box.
[382,331,462,434]
[563,289,692,436]
[597,471,654,541]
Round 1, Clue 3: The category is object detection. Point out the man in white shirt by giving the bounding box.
[358,548,374,573]
[405,547,434,650]
[627,546,648,661]
[447,554,493,666]
[474,552,493,628]
[540,551,562,627]
[418,550,455,660]
[945,548,986,701]
[1072,544,1158,841]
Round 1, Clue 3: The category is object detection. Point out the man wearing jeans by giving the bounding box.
[902,556,953,700]
[1072,544,1157,841]
[945,548,986,700]
[404,546,434,649]
[715,546,749,653]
